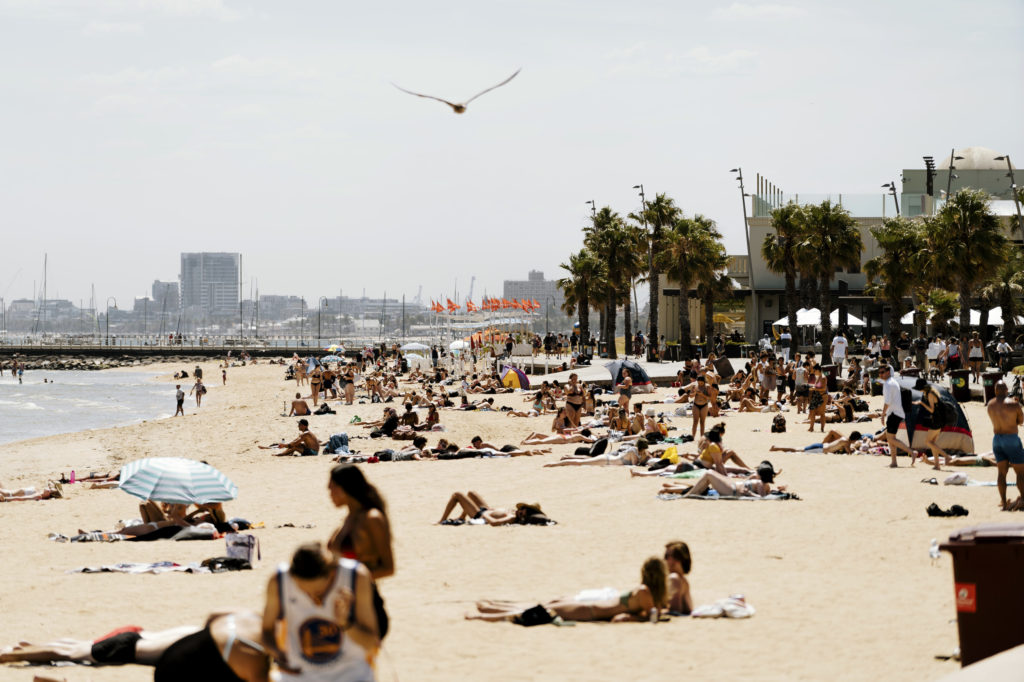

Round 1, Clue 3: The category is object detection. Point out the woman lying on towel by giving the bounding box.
[660,461,785,498]
[769,430,864,454]
[521,429,595,446]
[437,492,552,526]
[0,610,269,682]
[467,557,667,623]
[543,438,654,467]
[0,481,62,501]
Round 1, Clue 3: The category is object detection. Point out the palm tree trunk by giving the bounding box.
[578,294,590,349]
[598,306,606,352]
[1002,287,1018,340]
[785,272,799,355]
[979,307,990,343]
[679,292,692,359]
[623,290,632,358]
[648,257,659,361]
[959,285,971,335]
[819,275,833,364]
[605,302,617,359]
[704,292,715,356]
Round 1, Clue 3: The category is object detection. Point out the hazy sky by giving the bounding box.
[2,0,1021,309]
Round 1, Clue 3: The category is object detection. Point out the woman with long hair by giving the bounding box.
[327,464,394,638]
[914,382,950,471]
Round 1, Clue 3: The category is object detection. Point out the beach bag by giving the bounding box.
[771,414,787,433]
[225,533,260,562]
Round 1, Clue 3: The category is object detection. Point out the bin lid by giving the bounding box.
[947,522,1024,543]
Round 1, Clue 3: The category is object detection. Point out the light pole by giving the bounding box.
[300,298,306,347]
[545,295,556,335]
[945,149,964,201]
[318,297,328,346]
[994,155,1023,234]
[1,296,5,341]
[730,168,756,340]
[585,199,596,219]
[633,183,655,360]
[881,181,900,216]
[105,297,117,346]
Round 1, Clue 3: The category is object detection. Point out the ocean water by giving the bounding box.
[0,370,173,446]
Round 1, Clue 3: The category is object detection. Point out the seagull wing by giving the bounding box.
[463,68,521,105]
[391,83,460,109]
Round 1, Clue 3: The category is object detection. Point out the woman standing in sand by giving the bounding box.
[617,368,633,411]
[327,465,394,638]
[564,373,585,427]
[807,365,828,432]
[189,378,206,407]
[342,364,357,405]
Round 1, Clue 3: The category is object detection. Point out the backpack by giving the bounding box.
[771,414,787,433]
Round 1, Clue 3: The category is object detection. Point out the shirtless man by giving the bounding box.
[266,419,320,457]
[289,392,311,416]
[987,380,1024,510]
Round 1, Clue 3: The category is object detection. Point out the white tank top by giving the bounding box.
[276,559,375,682]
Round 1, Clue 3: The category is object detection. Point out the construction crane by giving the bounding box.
[466,276,476,304]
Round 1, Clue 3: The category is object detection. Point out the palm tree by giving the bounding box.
[864,216,924,348]
[798,200,862,363]
[657,214,721,359]
[978,249,1024,342]
[697,265,734,356]
[557,248,606,346]
[933,189,1009,331]
[584,207,636,359]
[924,289,960,337]
[762,202,806,355]
[631,193,681,359]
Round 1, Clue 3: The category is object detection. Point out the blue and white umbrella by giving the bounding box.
[118,457,238,505]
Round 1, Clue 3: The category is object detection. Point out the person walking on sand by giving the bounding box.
[174,384,185,417]
[880,365,914,467]
[189,378,206,407]
[830,331,848,369]
[987,380,1024,511]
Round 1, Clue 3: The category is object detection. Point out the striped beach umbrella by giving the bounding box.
[118,457,238,505]
[500,365,530,390]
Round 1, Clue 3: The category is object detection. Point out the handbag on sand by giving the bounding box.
[225,533,260,562]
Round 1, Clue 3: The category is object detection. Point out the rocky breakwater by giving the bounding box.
[3,355,211,371]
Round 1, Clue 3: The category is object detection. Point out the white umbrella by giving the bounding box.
[449,340,470,350]
[400,342,430,351]
[989,306,1024,326]
[829,309,866,327]
[773,308,815,327]
[119,457,238,505]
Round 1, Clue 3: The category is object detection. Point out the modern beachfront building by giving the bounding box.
[656,146,1021,345]
[179,252,240,317]
[503,270,564,316]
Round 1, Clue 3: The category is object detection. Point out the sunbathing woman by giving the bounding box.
[507,393,546,417]
[769,430,864,454]
[0,611,269,682]
[0,481,62,501]
[468,557,667,623]
[521,429,595,446]
[544,439,653,467]
[664,541,694,616]
[693,428,751,474]
[437,492,550,526]
[661,461,783,498]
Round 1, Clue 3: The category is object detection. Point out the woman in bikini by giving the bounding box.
[914,382,950,470]
[661,461,783,498]
[564,373,585,427]
[688,374,712,438]
[807,365,829,433]
[544,438,653,467]
[664,541,694,616]
[468,557,667,623]
[327,464,394,638]
[437,493,549,526]
[617,368,633,411]
[308,366,323,407]
[342,364,356,405]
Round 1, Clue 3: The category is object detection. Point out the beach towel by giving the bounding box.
[67,561,209,574]
[657,491,800,501]
[691,596,756,619]
[63,532,128,543]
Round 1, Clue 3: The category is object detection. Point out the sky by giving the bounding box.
[1,0,1022,309]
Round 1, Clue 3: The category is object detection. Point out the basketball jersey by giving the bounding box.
[277,559,375,682]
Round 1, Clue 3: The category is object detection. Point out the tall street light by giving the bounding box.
[994,155,1023,234]
[318,296,328,346]
[105,297,118,346]
[730,168,756,340]
[585,199,596,218]
[300,298,306,347]
[633,183,656,360]
[881,181,900,216]
[545,295,555,335]
[946,149,964,200]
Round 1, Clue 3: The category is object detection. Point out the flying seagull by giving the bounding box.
[392,68,521,114]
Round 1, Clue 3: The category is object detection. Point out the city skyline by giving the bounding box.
[1,1,1021,307]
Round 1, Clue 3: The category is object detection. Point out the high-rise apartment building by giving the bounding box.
[180,253,240,316]
[151,280,180,312]
[502,270,563,315]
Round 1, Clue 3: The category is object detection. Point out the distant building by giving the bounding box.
[503,270,563,315]
[151,280,180,312]
[180,253,240,316]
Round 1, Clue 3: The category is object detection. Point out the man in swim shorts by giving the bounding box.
[271,419,320,457]
[987,380,1024,510]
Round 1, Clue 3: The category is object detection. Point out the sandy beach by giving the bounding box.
[0,359,1012,681]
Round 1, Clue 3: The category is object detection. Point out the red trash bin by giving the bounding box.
[940,523,1024,666]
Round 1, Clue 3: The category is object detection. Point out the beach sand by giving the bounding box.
[0,360,1012,681]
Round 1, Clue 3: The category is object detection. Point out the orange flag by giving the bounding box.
[466,300,477,312]
[447,298,460,313]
